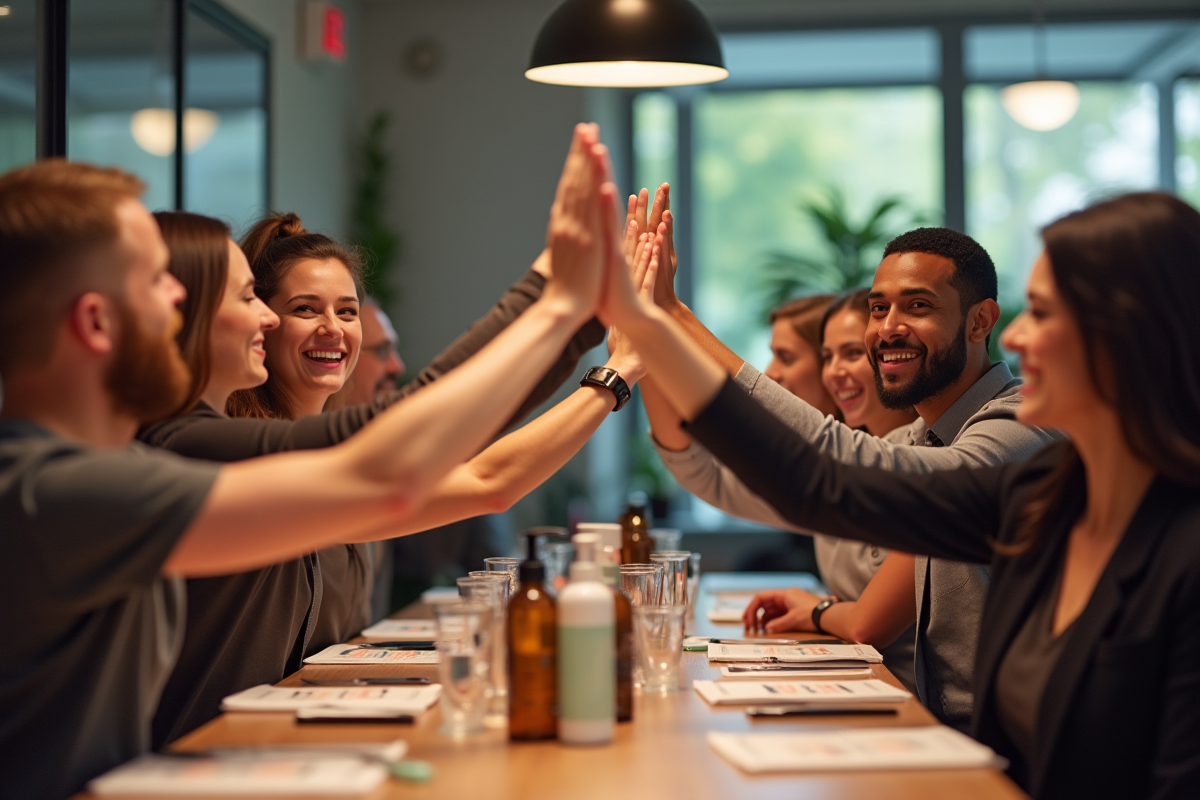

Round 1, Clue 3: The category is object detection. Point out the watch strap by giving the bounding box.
[580,366,631,412]
[811,597,838,634]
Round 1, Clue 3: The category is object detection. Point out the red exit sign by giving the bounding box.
[300,1,345,63]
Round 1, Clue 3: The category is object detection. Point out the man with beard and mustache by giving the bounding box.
[641,219,1056,731]
[0,138,609,799]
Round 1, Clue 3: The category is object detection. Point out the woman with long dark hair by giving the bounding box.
[607,186,1200,798]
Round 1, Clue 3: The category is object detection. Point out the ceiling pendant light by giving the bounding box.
[1001,0,1079,132]
[526,0,728,88]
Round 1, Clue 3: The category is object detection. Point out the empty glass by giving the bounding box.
[686,552,702,619]
[650,551,690,606]
[484,556,521,593]
[634,605,687,693]
[457,577,508,723]
[467,571,513,605]
[619,564,663,607]
[649,528,682,552]
[434,601,492,737]
[541,542,574,597]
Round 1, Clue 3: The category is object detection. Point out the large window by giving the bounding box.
[0,0,37,173]
[13,0,268,229]
[630,15,1200,532]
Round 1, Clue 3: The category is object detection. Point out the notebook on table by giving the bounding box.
[718,665,874,680]
[221,683,442,715]
[694,678,909,706]
[707,643,883,667]
[360,618,436,640]
[88,754,388,795]
[708,726,1006,774]
[303,644,439,665]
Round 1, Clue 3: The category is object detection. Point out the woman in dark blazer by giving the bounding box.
[601,183,1200,798]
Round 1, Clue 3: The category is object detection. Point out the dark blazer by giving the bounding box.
[689,379,1200,800]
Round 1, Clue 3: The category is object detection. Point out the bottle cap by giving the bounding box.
[517,526,566,584]
[569,533,602,582]
[576,522,622,554]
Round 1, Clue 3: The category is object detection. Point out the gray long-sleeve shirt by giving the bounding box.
[656,360,1056,730]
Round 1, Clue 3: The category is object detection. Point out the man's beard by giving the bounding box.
[104,301,192,423]
[872,317,969,410]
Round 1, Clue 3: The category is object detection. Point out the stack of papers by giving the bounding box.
[708,643,882,667]
[222,684,442,716]
[303,644,439,665]
[88,754,388,795]
[360,618,436,640]
[694,678,909,706]
[708,726,1005,774]
[707,593,754,622]
[719,665,873,680]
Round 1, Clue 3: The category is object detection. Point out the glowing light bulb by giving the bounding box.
[130,108,220,156]
[1000,81,1080,132]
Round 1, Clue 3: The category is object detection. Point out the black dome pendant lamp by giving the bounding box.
[526,0,727,87]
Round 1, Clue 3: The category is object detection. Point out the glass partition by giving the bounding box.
[0,0,37,173]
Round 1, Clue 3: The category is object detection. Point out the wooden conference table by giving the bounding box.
[81,573,1027,800]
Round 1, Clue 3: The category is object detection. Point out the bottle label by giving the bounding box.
[558,625,615,722]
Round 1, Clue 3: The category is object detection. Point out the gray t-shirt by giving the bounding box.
[0,419,219,799]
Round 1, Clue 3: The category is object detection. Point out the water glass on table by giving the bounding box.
[433,601,492,737]
[619,564,663,607]
[649,528,682,552]
[457,577,509,722]
[541,542,574,597]
[649,551,690,606]
[484,556,521,594]
[467,571,513,605]
[686,552,702,619]
[633,605,687,693]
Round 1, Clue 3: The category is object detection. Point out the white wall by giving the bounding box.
[355,0,589,369]
[222,0,364,238]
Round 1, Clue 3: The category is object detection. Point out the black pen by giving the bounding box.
[301,677,431,686]
[356,641,436,650]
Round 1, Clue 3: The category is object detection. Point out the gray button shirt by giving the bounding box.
[655,360,1056,729]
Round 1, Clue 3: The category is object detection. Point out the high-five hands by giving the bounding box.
[606,214,663,383]
[542,123,608,321]
[624,184,680,311]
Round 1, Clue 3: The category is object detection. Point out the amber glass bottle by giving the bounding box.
[619,502,653,565]
[601,556,634,723]
[508,534,557,740]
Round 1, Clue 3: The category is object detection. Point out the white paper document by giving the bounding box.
[694,678,909,706]
[707,726,1005,774]
[707,593,754,622]
[707,642,883,665]
[88,755,388,795]
[221,683,442,714]
[718,666,873,680]
[303,644,439,665]
[360,618,436,640]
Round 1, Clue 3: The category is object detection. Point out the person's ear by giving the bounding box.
[967,298,1001,344]
[68,292,119,356]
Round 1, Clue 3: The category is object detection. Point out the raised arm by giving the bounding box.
[344,228,660,541]
[594,156,1011,564]
[165,124,609,576]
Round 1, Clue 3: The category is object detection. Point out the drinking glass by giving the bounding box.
[434,601,492,737]
[634,605,687,693]
[650,551,690,606]
[649,528,682,552]
[456,577,508,722]
[686,552,702,619]
[541,542,574,597]
[484,556,521,594]
[619,564,663,607]
[467,571,513,605]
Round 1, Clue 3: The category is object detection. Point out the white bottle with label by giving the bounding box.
[557,533,616,745]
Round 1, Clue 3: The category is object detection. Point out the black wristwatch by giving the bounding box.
[580,366,631,412]
[811,597,839,634]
